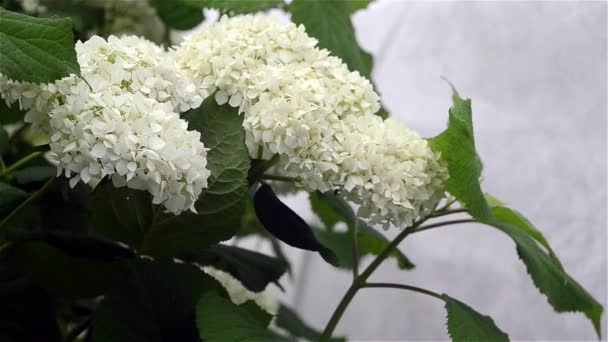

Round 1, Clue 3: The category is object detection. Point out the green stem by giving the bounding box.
[259,175,298,183]
[412,219,475,234]
[350,219,360,280]
[0,151,43,177]
[320,218,425,341]
[361,282,444,301]
[0,177,55,233]
[428,208,468,218]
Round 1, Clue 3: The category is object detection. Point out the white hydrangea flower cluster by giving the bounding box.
[175,15,447,227]
[202,266,278,315]
[0,35,209,214]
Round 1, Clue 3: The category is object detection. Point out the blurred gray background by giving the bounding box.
[232,1,607,340]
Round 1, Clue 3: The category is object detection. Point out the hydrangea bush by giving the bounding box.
[0,1,602,341]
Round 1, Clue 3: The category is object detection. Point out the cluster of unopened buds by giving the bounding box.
[0,15,447,227]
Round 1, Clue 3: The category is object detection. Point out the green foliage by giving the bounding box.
[0,248,62,342]
[429,95,491,220]
[431,93,603,337]
[13,241,123,301]
[310,192,415,269]
[184,244,288,292]
[486,216,603,337]
[149,0,205,30]
[443,294,509,342]
[201,0,283,14]
[12,166,56,184]
[290,0,371,78]
[0,100,25,124]
[0,127,8,155]
[0,182,26,215]
[89,98,250,257]
[254,184,338,266]
[196,291,284,342]
[92,258,224,342]
[276,304,346,342]
[0,7,79,83]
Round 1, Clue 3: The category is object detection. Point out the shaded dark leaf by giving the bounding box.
[196,291,286,342]
[92,258,224,342]
[276,304,345,342]
[184,244,288,292]
[6,230,134,261]
[254,183,337,266]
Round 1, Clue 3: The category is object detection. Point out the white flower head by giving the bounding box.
[175,15,447,227]
[1,35,210,215]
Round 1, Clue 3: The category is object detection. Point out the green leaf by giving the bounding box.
[184,244,288,292]
[92,258,224,342]
[12,165,55,184]
[89,183,154,250]
[202,0,283,14]
[149,0,204,30]
[0,127,8,154]
[429,95,491,220]
[290,0,371,78]
[309,192,343,230]
[141,98,250,256]
[196,291,286,342]
[347,0,371,13]
[443,294,509,342]
[90,99,250,257]
[6,230,135,261]
[487,201,561,267]
[0,99,25,124]
[311,191,415,269]
[0,182,26,215]
[13,241,123,301]
[276,304,345,342]
[0,7,79,83]
[0,248,62,342]
[485,217,603,338]
[255,184,338,266]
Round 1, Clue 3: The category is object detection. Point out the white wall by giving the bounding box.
[255,1,607,341]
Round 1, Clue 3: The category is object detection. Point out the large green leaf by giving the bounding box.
[486,217,603,337]
[429,95,491,220]
[196,291,286,342]
[310,192,414,269]
[143,98,250,256]
[487,200,561,267]
[183,244,288,292]
[89,98,250,257]
[443,294,509,342]
[148,0,204,30]
[89,183,155,250]
[290,0,371,78]
[92,258,224,342]
[0,7,79,83]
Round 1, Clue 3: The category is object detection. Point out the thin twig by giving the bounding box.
[361,282,444,301]
[350,219,360,280]
[412,219,475,234]
[0,151,43,177]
